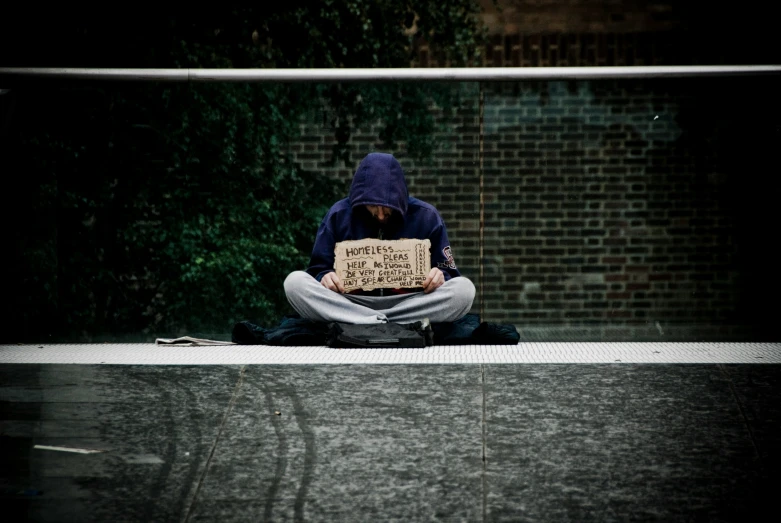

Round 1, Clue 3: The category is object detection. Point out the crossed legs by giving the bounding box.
[284,271,475,324]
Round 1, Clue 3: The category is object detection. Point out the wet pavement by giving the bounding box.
[2,362,780,522]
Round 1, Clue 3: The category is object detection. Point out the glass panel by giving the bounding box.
[3,80,481,341]
[3,75,779,342]
[481,77,780,341]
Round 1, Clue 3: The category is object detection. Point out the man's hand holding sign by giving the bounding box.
[421,267,445,293]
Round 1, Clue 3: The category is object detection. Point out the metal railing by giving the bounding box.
[1,65,780,83]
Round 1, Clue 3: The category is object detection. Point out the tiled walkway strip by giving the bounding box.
[1,342,780,365]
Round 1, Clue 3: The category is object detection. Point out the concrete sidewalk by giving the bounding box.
[1,360,780,522]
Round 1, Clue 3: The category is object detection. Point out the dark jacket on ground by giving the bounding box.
[306,152,460,295]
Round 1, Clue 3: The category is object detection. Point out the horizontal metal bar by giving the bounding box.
[0,68,189,82]
[1,65,780,83]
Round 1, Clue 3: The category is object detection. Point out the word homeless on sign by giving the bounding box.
[333,238,431,292]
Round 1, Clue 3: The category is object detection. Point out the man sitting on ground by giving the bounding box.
[284,152,475,324]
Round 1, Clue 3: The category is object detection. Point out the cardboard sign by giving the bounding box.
[334,238,431,292]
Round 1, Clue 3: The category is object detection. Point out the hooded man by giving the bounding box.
[284,152,475,324]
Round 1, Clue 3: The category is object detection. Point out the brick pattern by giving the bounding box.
[288,29,777,329]
[420,33,668,67]
[477,81,738,325]
[478,0,684,35]
[484,33,664,67]
[417,31,777,68]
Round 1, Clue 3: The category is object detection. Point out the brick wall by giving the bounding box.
[289,2,780,336]
[418,29,777,68]
[291,74,779,337]
[421,32,668,67]
[477,80,744,326]
[478,0,683,34]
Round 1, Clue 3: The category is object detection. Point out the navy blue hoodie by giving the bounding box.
[306,153,461,293]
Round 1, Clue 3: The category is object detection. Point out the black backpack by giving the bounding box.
[326,320,434,348]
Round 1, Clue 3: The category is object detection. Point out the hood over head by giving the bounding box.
[348,153,409,216]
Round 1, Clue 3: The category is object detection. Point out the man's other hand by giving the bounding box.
[422,267,445,294]
[321,272,345,293]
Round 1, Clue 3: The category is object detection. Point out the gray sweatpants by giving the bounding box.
[284,271,476,324]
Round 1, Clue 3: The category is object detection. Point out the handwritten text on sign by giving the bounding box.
[334,238,431,292]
